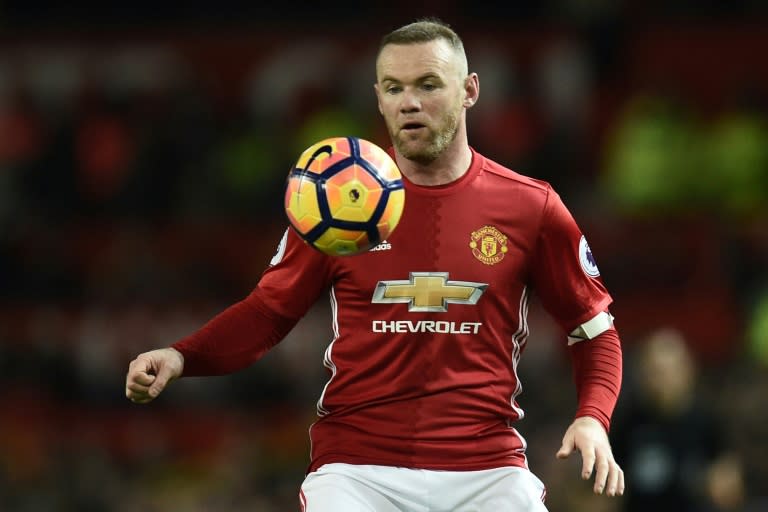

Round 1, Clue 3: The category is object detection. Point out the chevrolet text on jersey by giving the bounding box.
[372,320,483,334]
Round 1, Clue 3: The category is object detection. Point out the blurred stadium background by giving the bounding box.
[1,1,766,510]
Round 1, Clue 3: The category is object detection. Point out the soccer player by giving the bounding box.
[126,18,624,511]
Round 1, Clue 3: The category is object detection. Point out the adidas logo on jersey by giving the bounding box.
[370,240,392,251]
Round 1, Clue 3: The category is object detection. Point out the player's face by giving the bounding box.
[375,39,471,164]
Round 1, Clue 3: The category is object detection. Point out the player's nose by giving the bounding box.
[399,89,421,113]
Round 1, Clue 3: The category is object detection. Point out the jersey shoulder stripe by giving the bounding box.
[478,156,554,207]
[480,156,552,193]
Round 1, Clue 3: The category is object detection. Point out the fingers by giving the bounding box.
[590,448,624,496]
[581,449,596,480]
[125,348,184,404]
[132,370,156,387]
[125,355,162,403]
[605,460,625,496]
[556,433,575,459]
[148,367,174,398]
[125,367,157,403]
[126,379,166,402]
[592,451,608,493]
[557,417,625,497]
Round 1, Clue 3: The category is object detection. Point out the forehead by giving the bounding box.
[376,39,461,82]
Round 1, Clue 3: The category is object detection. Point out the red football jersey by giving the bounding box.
[175,148,614,473]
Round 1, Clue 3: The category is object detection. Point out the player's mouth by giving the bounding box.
[400,122,427,133]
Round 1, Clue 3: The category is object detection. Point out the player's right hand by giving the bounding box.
[125,348,184,404]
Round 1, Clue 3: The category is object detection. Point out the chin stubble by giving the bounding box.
[393,110,460,164]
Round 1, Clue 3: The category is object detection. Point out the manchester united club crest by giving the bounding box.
[469,225,509,265]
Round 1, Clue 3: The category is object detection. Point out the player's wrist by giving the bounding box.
[165,347,185,376]
[573,414,608,432]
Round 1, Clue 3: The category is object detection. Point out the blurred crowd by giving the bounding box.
[1,3,768,511]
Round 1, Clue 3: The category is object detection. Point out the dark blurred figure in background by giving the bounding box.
[611,328,745,512]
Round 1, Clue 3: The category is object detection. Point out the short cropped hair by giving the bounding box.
[377,18,468,75]
[379,18,465,54]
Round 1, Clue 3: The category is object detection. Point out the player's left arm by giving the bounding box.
[528,186,624,496]
[557,327,624,496]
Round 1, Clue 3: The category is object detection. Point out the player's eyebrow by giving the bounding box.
[379,73,442,85]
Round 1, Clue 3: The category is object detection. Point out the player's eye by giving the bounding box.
[386,85,402,94]
[421,83,437,91]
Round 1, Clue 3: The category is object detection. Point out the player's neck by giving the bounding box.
[397,139,472,187]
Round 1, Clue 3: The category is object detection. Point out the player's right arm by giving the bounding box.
[124,228,334,402]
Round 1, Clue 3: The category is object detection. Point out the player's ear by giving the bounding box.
[374,83,384,115]
[463,73,479,109]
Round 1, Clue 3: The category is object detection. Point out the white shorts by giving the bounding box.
[299,463,548,512]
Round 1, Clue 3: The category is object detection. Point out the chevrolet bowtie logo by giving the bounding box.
[372,272,488,312]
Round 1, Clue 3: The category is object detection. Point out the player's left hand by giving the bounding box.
[556,416,625,496]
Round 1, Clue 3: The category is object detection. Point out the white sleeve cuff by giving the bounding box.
[568,311,614,345]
